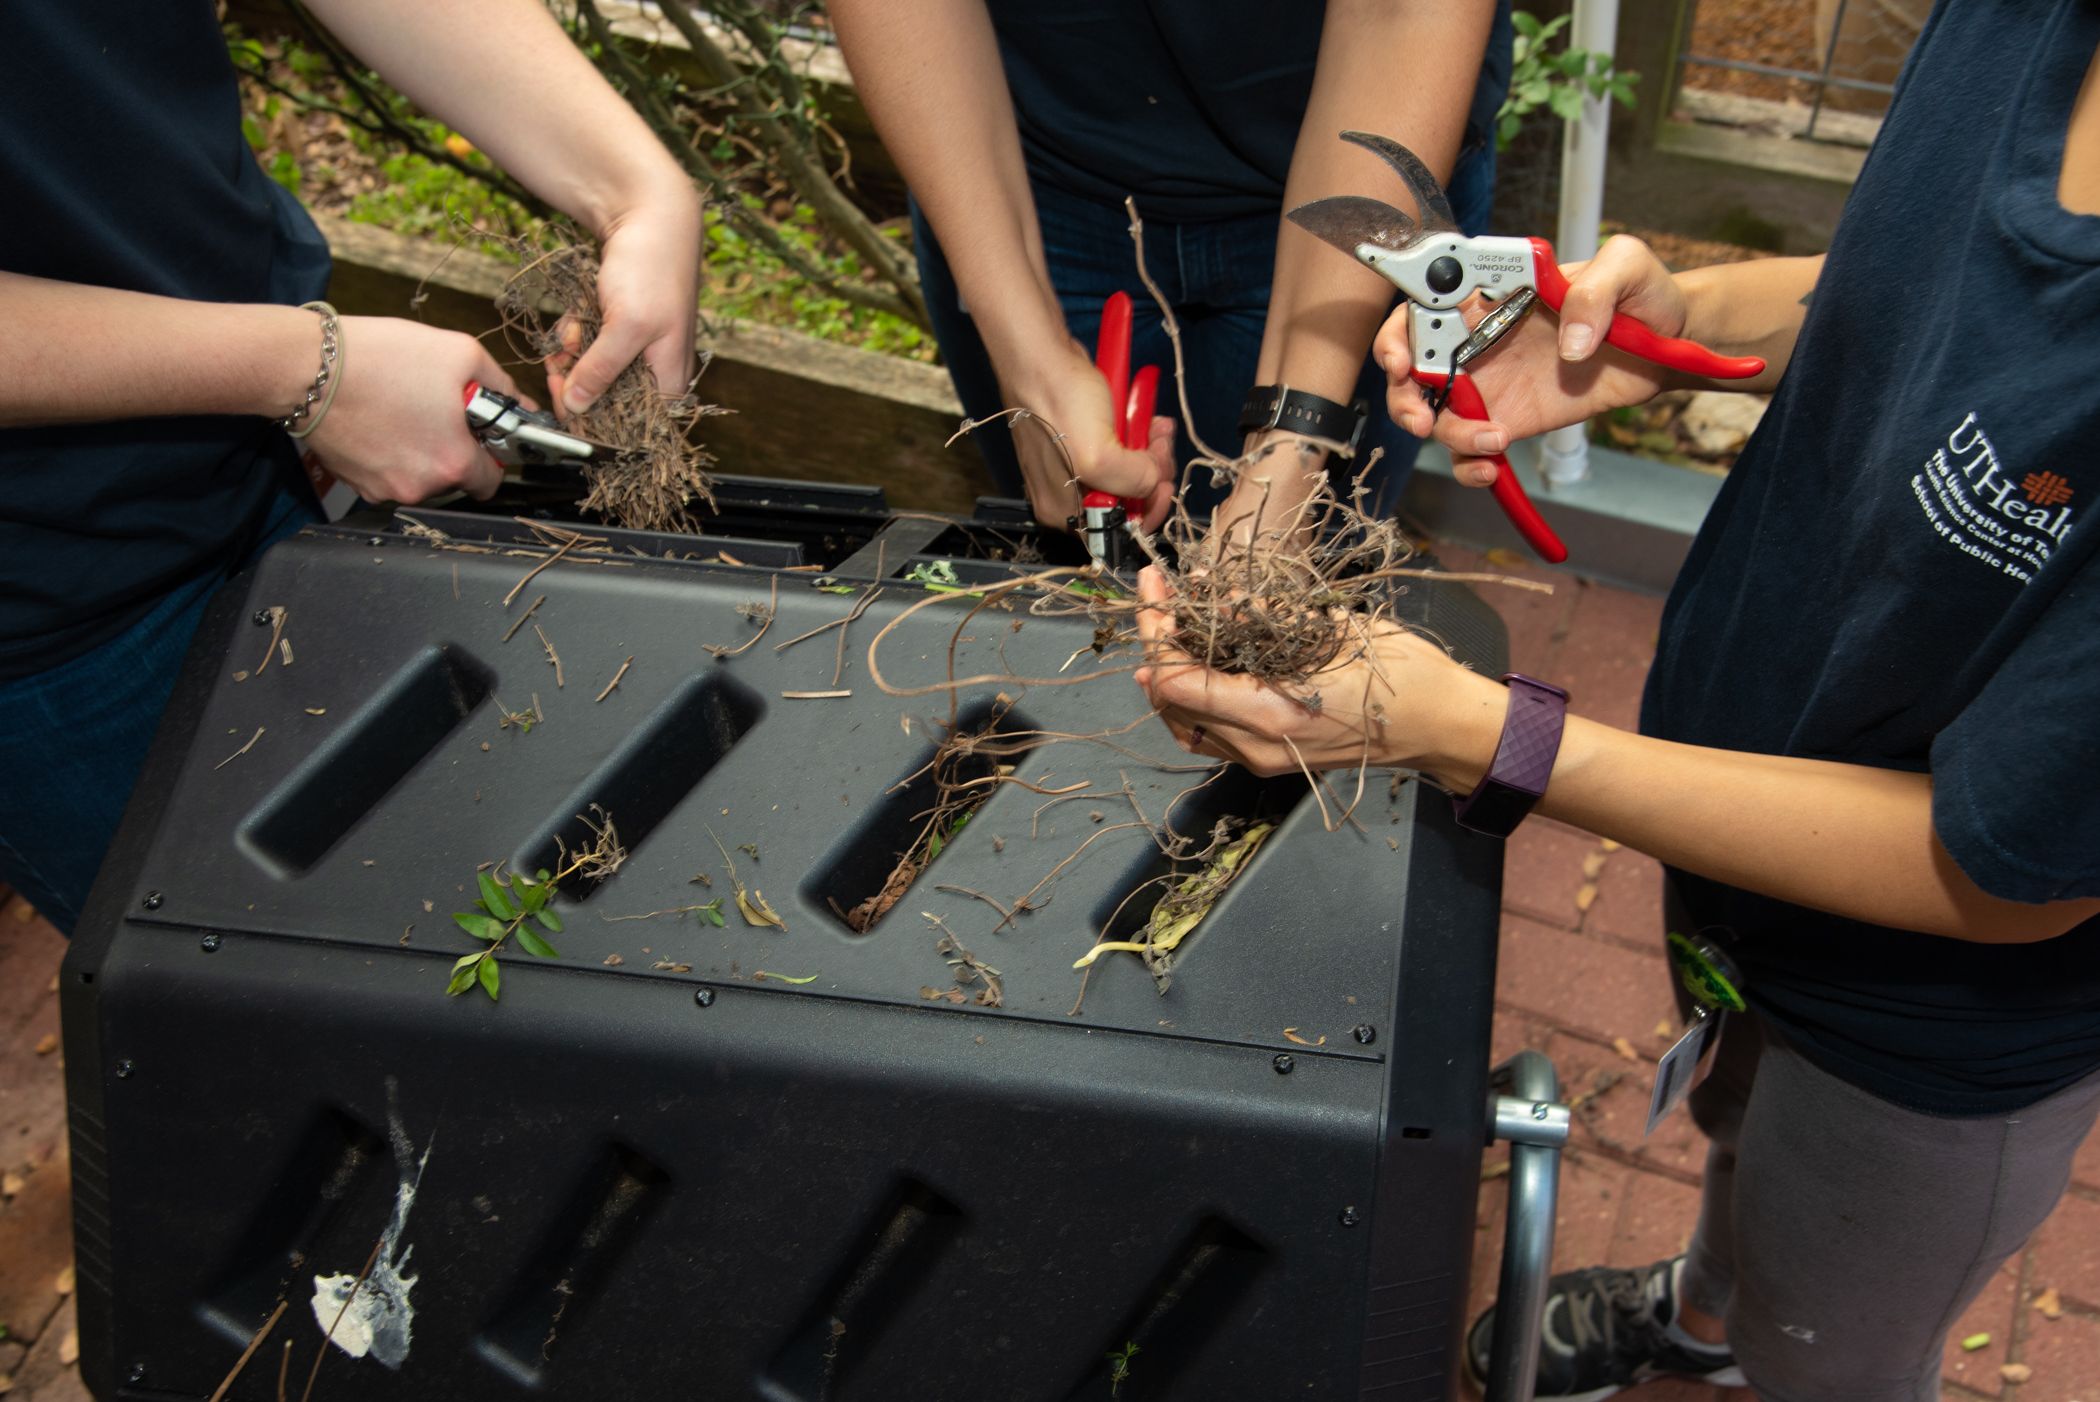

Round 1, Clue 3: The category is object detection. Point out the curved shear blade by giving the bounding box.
[1339,129,1459,234]
[1287,194,1424,263]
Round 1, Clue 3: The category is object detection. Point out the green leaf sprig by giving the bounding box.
[448,865,566,1001]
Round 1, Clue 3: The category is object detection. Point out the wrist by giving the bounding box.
[248,303,333,422]
[1411,664,1509,793]
[982,291,1080,402]
[579,161,698,243]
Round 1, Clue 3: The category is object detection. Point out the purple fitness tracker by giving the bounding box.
[1452,673,1569,837]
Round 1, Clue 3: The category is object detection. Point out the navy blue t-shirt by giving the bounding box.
[1643,0,2100,1115]
[0,2,331,680]
[985,1,1513,222]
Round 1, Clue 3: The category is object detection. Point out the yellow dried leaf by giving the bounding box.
[1654,1019,1676,1039]
[1999,1363,2031,1384]
[443,132,476,159]
[1281,1027,1327,1047]
[1482,547,1529,569]
[1575,883,1599,913]
[1611,1036,1639,1062]
[1600,838,1622,852]
[56,1265,74,1296]
[34,1033,57,1056]
[2034,1286,2062,1319]
[58,1330,78,1365]
[1581,851,1609,880]
[0,1172,23,1198]
[738,887,787,931]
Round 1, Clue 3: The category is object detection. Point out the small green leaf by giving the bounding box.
[514,925,560,959]
[479,870,516,920]
[1549,86,1584,120]
[814,583,858,595]
[453,912,506,942]
[537,868,553,882]
[1512,9,1542,37]
[446,954,480,997]
[699,900,726,927]
[1520,78,1552,106]
[517,879,549,915]
[535,908,564,935]
[479,956,501,1001]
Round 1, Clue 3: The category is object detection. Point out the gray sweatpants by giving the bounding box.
[1675,1005,2100,1400]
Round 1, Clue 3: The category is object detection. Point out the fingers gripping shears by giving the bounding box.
[1287,131,1766,564]
[1076,290,1160,571]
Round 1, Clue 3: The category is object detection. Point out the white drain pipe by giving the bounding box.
[1537,0,1622,487]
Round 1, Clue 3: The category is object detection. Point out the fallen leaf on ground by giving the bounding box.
[738,888,787,931]
[1999,1363,2031,1384]
[651,959,693,973]
[1600,838,1622,852]
[1582,851,1609,880]
[2033,1286,2062,1319]
[919,985,966,1005]
[754,971,819,984]
[1960,1332,1991,1351]
[1480,1159,1511,1181]
[1575,883,1599,913]
[1611,1036,1639,1062]
[56,1265,73,1296]
[1482,548,1530,569]
[34,1034,57,1056]
[1,1172,23,1197]
[1281,1027,1327,1047]
[1654,1019,1676,1039]
[58,1330,78,1365]
[603,953,624,967]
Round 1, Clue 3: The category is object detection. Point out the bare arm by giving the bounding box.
[303,0,699,407]
[1134,576,2099,945]
[1215,1,1496,540]
[828,0,1176,532]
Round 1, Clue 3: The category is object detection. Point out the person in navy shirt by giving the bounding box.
[1136,1,2100,1394]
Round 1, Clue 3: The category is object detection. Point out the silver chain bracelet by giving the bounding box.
[277,301,343,440]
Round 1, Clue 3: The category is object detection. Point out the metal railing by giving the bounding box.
[1675,0,1919,147]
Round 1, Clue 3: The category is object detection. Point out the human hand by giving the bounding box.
[1002,339,1176,534]
[1131,567,1502,781]
[1376,234,1688,489]
[303,316,524,504]
[545,183,703,415]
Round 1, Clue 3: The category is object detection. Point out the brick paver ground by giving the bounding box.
[0,546,2093,1400]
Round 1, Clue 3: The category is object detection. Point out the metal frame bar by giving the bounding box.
[1672,0,1903,147]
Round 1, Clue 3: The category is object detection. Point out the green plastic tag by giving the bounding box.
[1667,931,1747,1013]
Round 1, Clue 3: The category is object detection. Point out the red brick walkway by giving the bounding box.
[0,552,2093,1400]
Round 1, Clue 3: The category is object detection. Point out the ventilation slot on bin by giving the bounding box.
[807,698,1040,934]
[238,645,493,877]
[197,1107,386,1345]
[516,672,765,900]
[1064,1218,1269,1401]
[475,1144,669,1387]
[1087,768,1306,957]
[760,1180,965,1402]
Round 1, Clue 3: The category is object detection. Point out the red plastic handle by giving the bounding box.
[1089,291,1152,516]
[463,380,482,405]
[1424,372,1569,564]
[1526,238,1766,381]
[1096,291,1133,423]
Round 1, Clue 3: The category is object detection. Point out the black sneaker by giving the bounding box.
[1464,1257,1746,1400]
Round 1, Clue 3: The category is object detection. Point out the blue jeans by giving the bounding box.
[914,141,1497,518]
[0,488,317,933]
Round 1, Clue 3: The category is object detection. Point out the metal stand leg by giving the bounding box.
[1484,1049,1571,1402]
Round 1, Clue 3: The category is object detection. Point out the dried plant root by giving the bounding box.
[497,229,720,532]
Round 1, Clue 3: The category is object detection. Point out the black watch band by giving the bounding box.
[1237,385,1367,459]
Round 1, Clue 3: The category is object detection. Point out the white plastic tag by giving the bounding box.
[1645,1005,1722,1136]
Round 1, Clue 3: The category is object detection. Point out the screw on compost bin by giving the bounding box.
[252,608,274,626]
[1272,1053,1295,1075]
[115,1059,135,1080]
[1352,1024,1377,1045]
[200,933,221,953]
[141,890,163,911]
[1338,1205,1361,1228]
[694,987,716,1008]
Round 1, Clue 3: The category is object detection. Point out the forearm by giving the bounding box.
[0,272,315,427]
[830,0,1064,381]
[303,0,690,236]
[1673,253,1824,393]
[1418,677,2097,943]
[1256,0,1496,402]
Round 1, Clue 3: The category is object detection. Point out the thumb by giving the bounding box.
[558,315,650,417]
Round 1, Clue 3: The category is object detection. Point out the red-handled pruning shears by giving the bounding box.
[1288,131,1765,564]
[463,381,600,468]
[1078,290,1160,571]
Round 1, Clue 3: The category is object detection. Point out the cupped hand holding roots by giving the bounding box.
[1133,566,1503,785]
